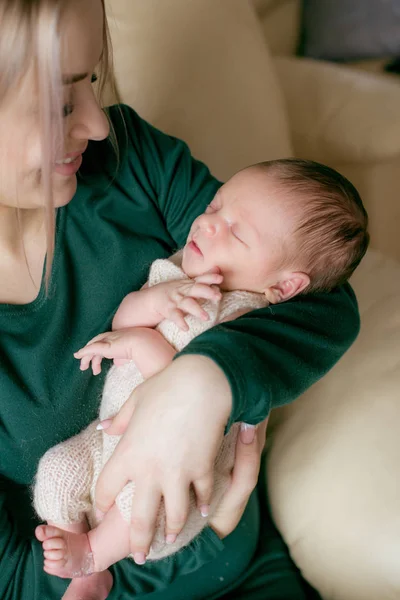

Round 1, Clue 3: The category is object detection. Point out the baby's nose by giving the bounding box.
[203,223,217,237]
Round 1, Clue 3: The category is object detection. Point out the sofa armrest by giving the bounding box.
[274,56,400,164]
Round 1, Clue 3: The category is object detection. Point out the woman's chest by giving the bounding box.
[0,221,175,484]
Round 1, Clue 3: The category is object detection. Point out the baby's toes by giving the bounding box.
[35,525,48,542]
[44,557,67,572]
[43,548,66,561]
[42,536,66,552]
[35,524,64,541]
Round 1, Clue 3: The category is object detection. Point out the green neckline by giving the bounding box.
[0,207,65,316]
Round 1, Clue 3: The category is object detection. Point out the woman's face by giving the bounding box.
[0,0,109,210]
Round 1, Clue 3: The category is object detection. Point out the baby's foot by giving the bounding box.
[62,571,113,600]
[35,525,95,579]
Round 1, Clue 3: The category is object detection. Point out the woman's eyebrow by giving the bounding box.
[62,72,88,85]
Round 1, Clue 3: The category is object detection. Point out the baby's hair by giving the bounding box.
[254,159,369,293]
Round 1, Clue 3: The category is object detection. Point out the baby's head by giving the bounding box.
[182,159,369,302]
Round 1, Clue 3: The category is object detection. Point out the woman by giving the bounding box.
[0,1,359,599]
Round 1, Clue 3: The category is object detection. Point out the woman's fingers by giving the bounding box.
[239,422,256,444]
[99,395,137,436]
[208,418,268,539]
[163,484,190,543]
[193,474,214,516]
[95,356,232,563]
[95,451,130,514]
[129,483,162,561]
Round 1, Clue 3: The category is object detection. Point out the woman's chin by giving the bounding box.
[53,177,78,208]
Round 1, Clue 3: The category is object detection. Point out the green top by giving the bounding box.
[0,105,359,599]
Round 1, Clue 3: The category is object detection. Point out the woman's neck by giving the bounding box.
[0,205,47,304]
[0,205,45,258]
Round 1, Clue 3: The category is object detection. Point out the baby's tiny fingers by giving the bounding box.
[79,355,93,371]
[91,355,103,376]
[194,273,223,285]
[189,283,222,301]
[84,331,112,346]
[168,308,189,331]
[179,297,209,321]
[75,341,111,359]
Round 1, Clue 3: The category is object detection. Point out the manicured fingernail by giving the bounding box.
[95,508,105,521]
[200,504,210,518]
[166,534,177,544]
[240,422,256,444]
[96,419,112,431]
[133,552,146,565]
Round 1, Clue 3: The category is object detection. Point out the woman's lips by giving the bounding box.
[187,240,203,256]
[54,154,83,176]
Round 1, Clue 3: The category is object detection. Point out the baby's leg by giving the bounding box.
[35,503,130,578]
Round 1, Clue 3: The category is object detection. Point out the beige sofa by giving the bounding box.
[105,2,400,599]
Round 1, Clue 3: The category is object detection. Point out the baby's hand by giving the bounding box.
[74,330,138,375]
[151,271,223,331]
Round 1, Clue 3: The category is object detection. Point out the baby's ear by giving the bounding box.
[264,272,310,304]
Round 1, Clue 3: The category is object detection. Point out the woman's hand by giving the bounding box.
[208,419,268,538]
[94,355,232,564]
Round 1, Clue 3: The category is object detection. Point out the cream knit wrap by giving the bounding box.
[34,256,268,560]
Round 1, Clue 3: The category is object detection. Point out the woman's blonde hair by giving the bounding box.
[0,0,119,288]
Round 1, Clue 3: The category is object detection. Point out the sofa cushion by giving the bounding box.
[105,0,292,181]
[300,0,400,61]
[267,249,400,600]
[253,0,301,57]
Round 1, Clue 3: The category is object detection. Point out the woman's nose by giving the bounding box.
[69,92,110,143]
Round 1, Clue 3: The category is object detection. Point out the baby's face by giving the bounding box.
[182,167,295,293]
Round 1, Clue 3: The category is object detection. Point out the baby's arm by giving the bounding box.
[75,272,222,375]
[74,327,177,379]
[111,286,163,331]
[112,271,222,331]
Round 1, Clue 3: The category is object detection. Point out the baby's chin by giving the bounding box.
[181,257,198,278]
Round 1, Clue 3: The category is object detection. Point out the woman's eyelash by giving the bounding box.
[63,103,74,118]
[62,73,97,117]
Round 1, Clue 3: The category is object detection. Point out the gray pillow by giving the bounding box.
[300,0,400,61]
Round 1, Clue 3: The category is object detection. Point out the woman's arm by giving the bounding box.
[113,104,360,424]
[95,105,360,559]
[179,282,360,427]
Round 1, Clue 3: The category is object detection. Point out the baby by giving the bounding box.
[33,159,369,599]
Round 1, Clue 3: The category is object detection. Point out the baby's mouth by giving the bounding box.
[187,239,203,256]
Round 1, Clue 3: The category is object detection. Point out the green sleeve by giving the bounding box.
[115,104,222,247]
[115,105,360,425]
[179,283,359,426]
